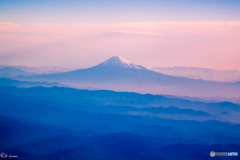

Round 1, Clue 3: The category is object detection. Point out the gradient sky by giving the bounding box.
[0,0,240,70]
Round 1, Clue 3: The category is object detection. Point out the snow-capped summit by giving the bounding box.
[96,56,145,69]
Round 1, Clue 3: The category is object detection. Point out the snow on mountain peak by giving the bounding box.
[97,56,145,69]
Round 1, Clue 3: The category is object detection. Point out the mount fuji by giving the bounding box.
[16,56,240,98]
[97,56,146,69]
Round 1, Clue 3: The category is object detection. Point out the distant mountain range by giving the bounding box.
[0,67,30,77]
[14,56,240,98]
[151,66,240,82]
[0,77,64,88]
[0,65,72,75]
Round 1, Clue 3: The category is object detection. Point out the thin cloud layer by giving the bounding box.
[0,22,239,70]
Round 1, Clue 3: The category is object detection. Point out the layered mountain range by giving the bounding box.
[1,85,240,160]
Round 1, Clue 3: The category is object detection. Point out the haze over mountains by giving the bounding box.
[14,56,240,98]
[1,84,240,123]
[152,67,240,82]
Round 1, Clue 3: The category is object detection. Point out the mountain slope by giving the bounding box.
[151,66,240,82]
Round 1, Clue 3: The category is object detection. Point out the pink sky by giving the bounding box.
[0,22,239,70]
